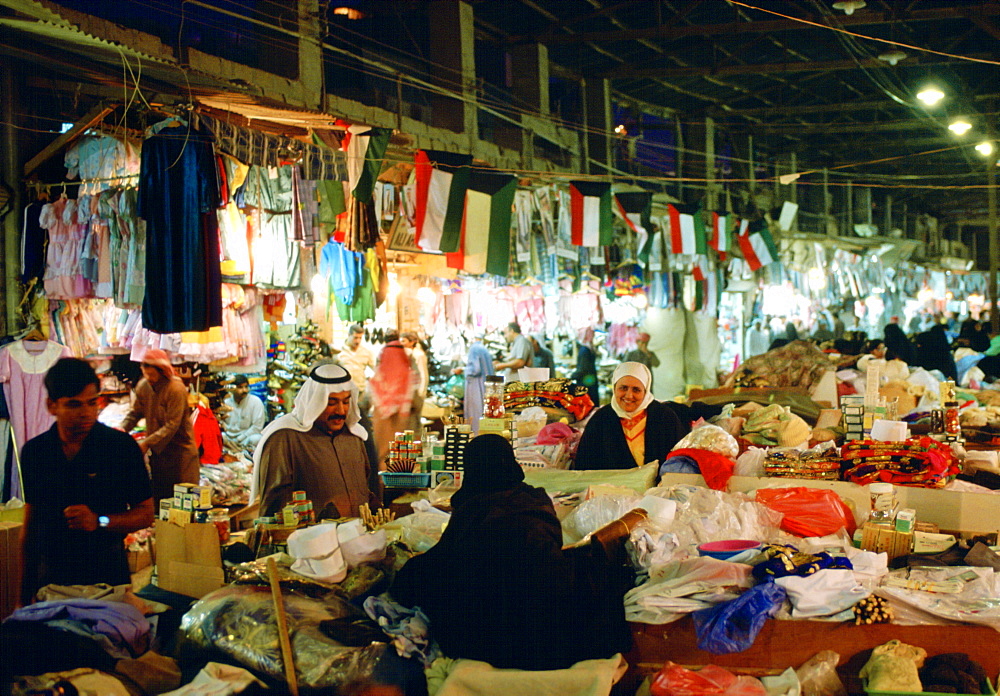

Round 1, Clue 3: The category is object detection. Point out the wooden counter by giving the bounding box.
[627,617,1000,695]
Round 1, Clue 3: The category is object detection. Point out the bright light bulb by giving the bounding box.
[916,87,944,106]
[948,120,972,136]
[416,287,437,304]
[833,0,866,15]
[976,141,994,156]
[310,273,327,295]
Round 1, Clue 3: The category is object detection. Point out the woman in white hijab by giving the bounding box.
[573,361,686,470]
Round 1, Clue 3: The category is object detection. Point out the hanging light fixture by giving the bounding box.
[948,120,972,136]
[975,141,994,156]
[917,87,945,105]
[877,50,907,66]
[832,0,866,15]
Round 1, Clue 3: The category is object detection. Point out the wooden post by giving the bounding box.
[266,558,299,696]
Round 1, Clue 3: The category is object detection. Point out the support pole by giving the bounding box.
[988,159,998,335]
[1,64,22,335]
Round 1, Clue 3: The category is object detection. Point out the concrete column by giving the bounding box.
[583,77,611,175]
[428,1,477,141]
[988,160,998,334]
[510,43,548,116]
[704,116,717,210]
[1,64,21,336]
[298,0,324,109]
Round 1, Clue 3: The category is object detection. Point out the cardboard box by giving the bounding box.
[0,521,24,621]
[153,519,224,598]
[128,547,152,574]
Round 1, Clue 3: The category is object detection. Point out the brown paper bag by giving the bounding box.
[153,520,224,598]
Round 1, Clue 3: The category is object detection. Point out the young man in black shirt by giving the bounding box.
[20,358,154,604]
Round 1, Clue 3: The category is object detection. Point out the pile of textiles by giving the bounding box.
[503,378,594,421]
[764,447,841,480]
[841,438,959,487]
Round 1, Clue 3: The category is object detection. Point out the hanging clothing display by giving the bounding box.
[0,339,72,498]
[137,122,223,333]
[244,164,300,289]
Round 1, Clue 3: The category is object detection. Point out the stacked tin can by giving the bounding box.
[388,430,421,472]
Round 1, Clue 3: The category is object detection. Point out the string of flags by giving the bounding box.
[403,149,782,298]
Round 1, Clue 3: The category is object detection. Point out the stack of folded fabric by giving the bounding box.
[763,448,841,480]
[503,378,595,421]
[841,437,959,487]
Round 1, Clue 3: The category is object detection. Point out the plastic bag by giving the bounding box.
[691,582,786,654]
[177,585,389,691]
[795,650,846,696]
[563,493,642,543]
[515,406,548,439]
[672,423,739,459]
[734,448,766,477]
[754,487,856,537]
[650,662,768,696]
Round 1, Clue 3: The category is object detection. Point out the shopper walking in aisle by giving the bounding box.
[493,321,534,382]
[222,374,267,452]
[571,327,600,406]
[120,349,200,502]
[744,319,771,359]
[368,332,419,467]
[623,332,661,385]
[338,323,376,405]
[400,331,428,435]
[458,338,495,433]
[529,333,555,374]
[251,361,379,518]
[20,358,154,602]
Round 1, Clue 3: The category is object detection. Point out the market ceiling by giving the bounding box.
[474,0,1000,222]
[2,0,997,224]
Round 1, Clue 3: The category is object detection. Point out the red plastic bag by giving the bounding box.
[650,662,768,696]
[755,487,856,537]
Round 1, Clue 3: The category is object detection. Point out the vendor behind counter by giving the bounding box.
[573,362,722,470]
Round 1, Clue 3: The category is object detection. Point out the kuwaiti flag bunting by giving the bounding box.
[344,124,392,204]
[569,181,613,247]
[737,218,779,271]
[445,170,518,276]
[668,204,707,255]
[710,211,731,259]
[613,191,652,263]
[413,150,472,253]
[692,255,709,282]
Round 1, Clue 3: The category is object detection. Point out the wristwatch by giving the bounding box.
[98,515,110,529]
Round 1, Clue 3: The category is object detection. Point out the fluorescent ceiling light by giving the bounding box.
[916,88,944,106]
[948,120,972,136]
[832,0,866,15]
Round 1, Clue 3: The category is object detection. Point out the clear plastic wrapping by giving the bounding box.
[177,585,387,691]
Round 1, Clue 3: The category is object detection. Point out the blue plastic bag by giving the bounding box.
[691,582,786,654]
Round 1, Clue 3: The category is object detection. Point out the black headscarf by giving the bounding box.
[883,323,917,365]
[913,324,958,381]
[450,434,524,508]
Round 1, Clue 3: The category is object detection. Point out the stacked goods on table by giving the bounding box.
[763,447,841,480]
[841,438,960,487]
[503,378,595,422]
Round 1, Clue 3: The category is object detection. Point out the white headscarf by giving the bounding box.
[610,361,654,418]
[250,362,367,502]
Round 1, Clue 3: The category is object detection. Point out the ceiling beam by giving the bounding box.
[510,3,1000,45]
[601,54,987,80]
[716,92,1000,118]
[24,102,117,176]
